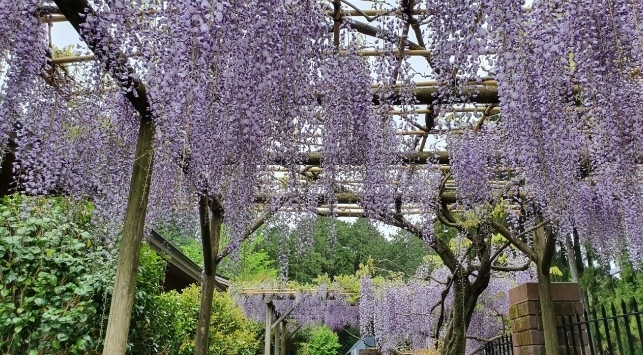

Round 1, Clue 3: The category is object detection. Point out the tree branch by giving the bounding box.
[380,215,459,273]
[489,240,512,264]
[514,218,551,240]
[436,172,465,231]
[216,206,274,262]
[491,262,532,272]
[434,275,455,341]
[489,220,537,262]
[472,104,497,133]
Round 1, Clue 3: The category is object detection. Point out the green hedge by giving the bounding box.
[0,195,110,354]
[0,195,262,354]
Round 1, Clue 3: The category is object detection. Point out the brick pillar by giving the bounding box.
[358,350,381,355]
[509,282,587,355]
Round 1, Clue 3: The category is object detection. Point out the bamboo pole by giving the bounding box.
[50,55,95,64]
[388,106,500,115]
[39,14,68,22]
[372,79,498,88]
[194,198,223,355]
[40,8,429,23]
[339,9,429,16]
[49,49,482,64]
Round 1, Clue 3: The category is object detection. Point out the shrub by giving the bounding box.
[156,285,262,355]
[298,326,341,355]
[0,195,110,354]
[0,195,262,355]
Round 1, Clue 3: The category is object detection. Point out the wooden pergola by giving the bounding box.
[4,1,589,355]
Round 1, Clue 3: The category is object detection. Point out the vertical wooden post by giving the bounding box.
[533,218,560,355]
[102,116,155,355]
[265,298,273,355]
[194,197,223,355]
[274,316,281,355]
[280,321,287,355]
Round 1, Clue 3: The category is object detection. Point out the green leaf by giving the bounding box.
[34,298,46,306]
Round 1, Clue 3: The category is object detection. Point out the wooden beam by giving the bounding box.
[274,317,281,355]
[294,150,449,166]
[271,304,297,331]
[52,0,154,121]
[280,322,286,355]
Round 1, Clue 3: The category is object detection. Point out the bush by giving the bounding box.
[155,285,262,355]
[0,195,111,354]
[298,326,341,355]
[0,195,263,355]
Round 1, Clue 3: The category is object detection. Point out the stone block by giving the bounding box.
[513,330,544,346]
[509,283,581,305]
[549,283,581,301]
[554,302,566,315]
[509,283,540,304]
[509,304,518,320]
[512,315,540,332]
[513,345,545,355]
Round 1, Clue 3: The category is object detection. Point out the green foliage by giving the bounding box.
[297,326,341,355]
[580,255,643,355]
[0,195,110,355]
[125,245,169,354]
[154,221,204,267]
[178,240,205,267]
[0,195,262,355]
[219,235,278,282]
[581,255,643,307]
[154,285,261,355]
[260,218,429,284]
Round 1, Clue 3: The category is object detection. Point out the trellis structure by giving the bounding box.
[1,1,642,355]
[235,288,359,355]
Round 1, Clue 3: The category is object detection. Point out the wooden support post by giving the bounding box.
[51,2,159,353]
[194,197,223,355]
[102,116,155,355]
[274,316,281,355]
[265,298,273,355]
[533,215,560,355]
[280,321,287,355]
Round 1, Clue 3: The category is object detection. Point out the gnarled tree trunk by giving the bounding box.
[439,228,492,355]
